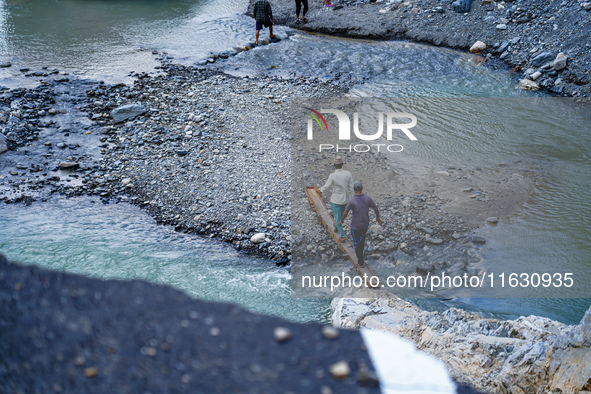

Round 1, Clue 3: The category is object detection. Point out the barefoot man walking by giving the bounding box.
[253,0,277,45]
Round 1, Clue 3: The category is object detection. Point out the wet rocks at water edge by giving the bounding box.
[469,41,486,54]
[111,103,146,123]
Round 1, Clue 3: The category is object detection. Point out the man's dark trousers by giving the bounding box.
[351,229,367,266]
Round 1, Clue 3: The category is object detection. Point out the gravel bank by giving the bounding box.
[0,60,350,262]
[250,0,591,96]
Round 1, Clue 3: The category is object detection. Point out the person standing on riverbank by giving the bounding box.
[339,181,381,268]
[253,0,277,45]
[295,0,309,24]
[319,156,353,243]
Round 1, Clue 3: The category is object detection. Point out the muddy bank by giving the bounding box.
[331,290,591,393]
[250,0,591,97]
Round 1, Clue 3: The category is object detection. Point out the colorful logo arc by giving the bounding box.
[304,108,328,132]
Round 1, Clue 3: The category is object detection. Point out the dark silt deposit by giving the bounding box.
[250,0,591,97]
[0,255,383,393]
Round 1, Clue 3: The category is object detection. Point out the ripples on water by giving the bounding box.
[0,198,330,323]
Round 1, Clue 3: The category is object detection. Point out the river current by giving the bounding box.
[0,0,589,325]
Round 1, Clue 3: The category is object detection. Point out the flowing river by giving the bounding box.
[0,0,589,325]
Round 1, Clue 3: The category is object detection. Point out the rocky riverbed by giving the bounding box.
[250,0,591,97]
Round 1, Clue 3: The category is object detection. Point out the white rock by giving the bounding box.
[486,217,498,224]
[329,361,351,379]
[517,79,539,90]
[322,326,340,339]
[273,327,292,343]
[250,233,266,243]
[531,71,542,80]
[496,23,507,30]
[370,224,383,234]
[470,41,487,53]
[552,52,567,71]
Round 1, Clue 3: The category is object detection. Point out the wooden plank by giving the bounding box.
[304,186,378,287]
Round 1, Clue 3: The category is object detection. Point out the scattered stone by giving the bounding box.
[416,264,434,275]
[59,161,79,169]
[517,79,539,90]
[357,365,379,387]
[83,367,98,377]
[417,226,434,235]
[273,327,292,343]
[0,62,11,68]
[427,238,443,245]
[209,327,221,336]
[73,355,86,367]
[582,2,591,10]
[469,235,486,244]
[462,187,473,192]
[48,109,58,115]
[111,103,146,123]
[469,41,486,53]
[553,52,567,71]
[531,52,555,67]
[496,23,507,30]
[250,233,266,244]
[486,217,498,224]
[321,326,340,340]
[531,71,542,80]
[329,361,351,380]
[370,224,383,234]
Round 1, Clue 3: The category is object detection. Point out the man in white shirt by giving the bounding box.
[319,156,354,242]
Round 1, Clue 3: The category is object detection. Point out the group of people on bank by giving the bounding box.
[252,0,334,45]
[320,156,381,268]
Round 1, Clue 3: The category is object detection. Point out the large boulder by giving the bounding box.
[111,103,146,123]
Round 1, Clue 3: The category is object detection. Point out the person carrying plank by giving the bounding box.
[319,156,353,243]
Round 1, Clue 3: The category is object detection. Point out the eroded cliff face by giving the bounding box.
[332,291,591,393]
